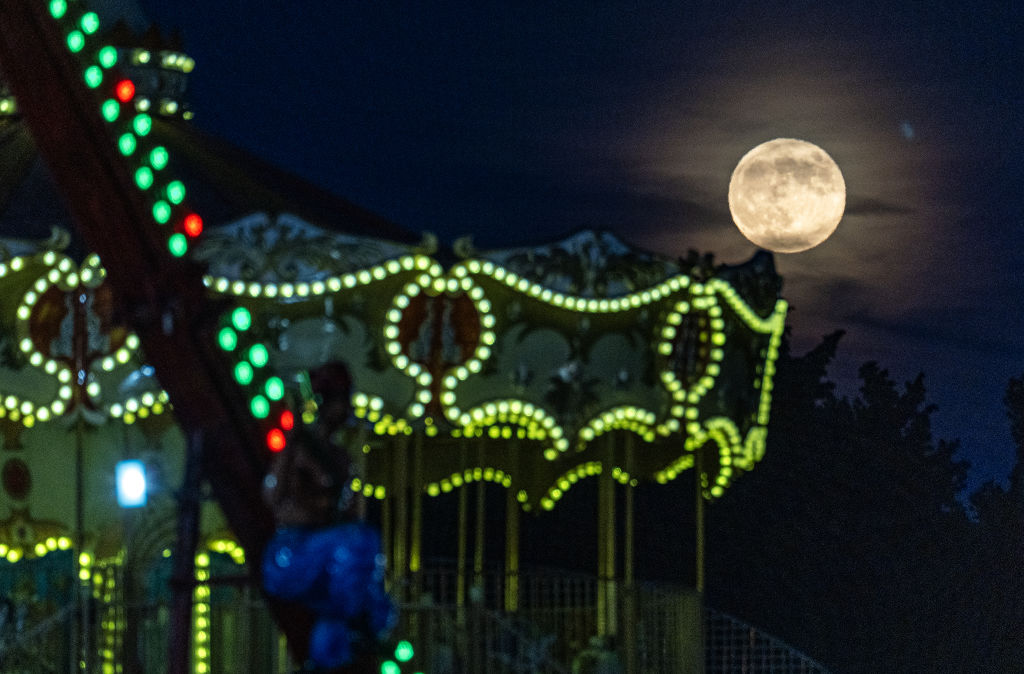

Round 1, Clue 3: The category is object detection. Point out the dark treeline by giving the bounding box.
[707,330,1024,673]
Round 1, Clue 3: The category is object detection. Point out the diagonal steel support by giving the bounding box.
[0,0,320,665]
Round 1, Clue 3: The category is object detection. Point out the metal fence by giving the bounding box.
[0,602,75,674]
[706,610,831,674]
[404,562,832,673]
[0,563,831,673]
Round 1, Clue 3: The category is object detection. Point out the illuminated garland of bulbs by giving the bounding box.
[193,551,212,674]
[94,561,122,674]
[577,406,660,451]
[654,416,758,498]
[0,534,73,563]
[192,539,246,674]
[455,258,690,312]
[1,251,172,427]
[204,254,424,299]
[424,465,513,498]
[534,462,638,511]
[457,400,566,460]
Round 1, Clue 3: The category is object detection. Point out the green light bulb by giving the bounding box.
[251,395,270,419]
[117,133,136,156]
[380,661,400,674]
[66,31,85,53]
[168,233,187,257]
[98,45,117,68]
[231,307,252,331]
[248,344,269,368]
[166,180,186,204]
[83,66,102,88]
[80,12,100,35]
[149,146,169,170]
[49,0,68,19]
[101,99,119,122]
[394,640,414,662]
[133,114,152,137]
[234,361,254,385]
[152,200,171,224]
[134,167,153,190]
[217,327,238,351]
[265,377,284,401]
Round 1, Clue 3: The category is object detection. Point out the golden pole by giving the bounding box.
[352,425,369,521]
[75,416,89,674]
[410,433,423,579]
[381,497,392,590]
[456,481,468,608]
[392,438,409,602]
[597,466,606,636]
[605,436,617,637]
[473,477,486,594]
[504,486,520,612]
[623,434,637,673]
[695,447,705,595]
[597,436,617,636]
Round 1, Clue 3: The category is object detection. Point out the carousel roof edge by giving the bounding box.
[451,227,782,304]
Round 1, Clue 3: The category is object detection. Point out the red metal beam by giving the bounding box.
[0,0,321,666]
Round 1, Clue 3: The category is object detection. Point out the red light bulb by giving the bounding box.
[267,428,286,452]
[183,213,203,237]
[115,79,135,103]
[279,410,294,431]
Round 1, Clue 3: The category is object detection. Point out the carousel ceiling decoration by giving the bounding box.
[193,221,787,506]
[0,243,167,430]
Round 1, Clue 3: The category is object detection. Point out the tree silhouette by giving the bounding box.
[964,377,1024,671]
[706,330,988,672]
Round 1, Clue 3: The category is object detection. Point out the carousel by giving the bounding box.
[0,2,789,672]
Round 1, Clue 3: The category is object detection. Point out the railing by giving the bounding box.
[405,561,831,673]
[706,610,831,674]
[0,562,831,673]
[0,602,75,673]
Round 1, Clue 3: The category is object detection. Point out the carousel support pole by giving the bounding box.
[458,440,468,610]
[597,436,617,637]
[455,476,469,668]
[352,425,370,521]
[473,476,486,600]
[504,482,520,613]
[407,432,424,650]
[409,432,424,600]
[693,447,706,674]
[623,434,637,674]
[169,430,203,674]
[597,455,607,637]
[470,443,488,673]
[392,439,409,602]
[74,416,88,674]
[381,497,392,591]
[695,448,705,595]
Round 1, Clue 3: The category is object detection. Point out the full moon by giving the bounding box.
[727,138,846,253]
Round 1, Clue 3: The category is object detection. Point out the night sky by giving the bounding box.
[119,1,1023,492]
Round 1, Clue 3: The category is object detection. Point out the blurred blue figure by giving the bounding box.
[263,523,397,667]
[261,362,396,668]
